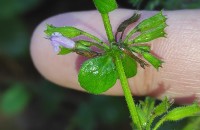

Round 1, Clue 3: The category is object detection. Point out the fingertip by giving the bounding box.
[30,9,164,96]
[30,9,200,104]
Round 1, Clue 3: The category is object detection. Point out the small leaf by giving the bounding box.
[136,11,167,32]
[136,105,148,129]
[78,55,117,94]
[116,13,140,36]
[45,24,83,38]
[153,97,171,117]
[142,97,156,116]
[165,103,200,121]
[121,53,137,78]
[93,0,118,14]
[132,24,166,44]
[142,52,163,69]
[58,46,72,55]
[0,84,30,116]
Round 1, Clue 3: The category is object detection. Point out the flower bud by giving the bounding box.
[142,52,163,69]
[136,11,167,32]
[50,32,75,52]
[133,24,166,43]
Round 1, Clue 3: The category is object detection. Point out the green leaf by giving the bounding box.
[153,97,171,117]
[142,52,163,69]
[93,0,118,14]
[165,103,200,121]
[132,24,166,43]
[78,55,117,94]
[116,13,140,36]
[141,97,156,116]
[45,24,84,38]
[136,11,167,32]
[58,46,73,55]
[136,97,156,129]
[121,53,137,78]
[183,117,200,130]
[136,105,148,129]
[0,84,30,116]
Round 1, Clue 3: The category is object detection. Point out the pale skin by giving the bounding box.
[30,9,200,104]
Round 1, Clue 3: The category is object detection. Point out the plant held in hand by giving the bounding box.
[44,0,200,129]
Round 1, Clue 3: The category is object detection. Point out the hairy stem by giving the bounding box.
[146,116,155,130]
[114,54,142,130]
[153,116,166,130]
[101,13,115,43]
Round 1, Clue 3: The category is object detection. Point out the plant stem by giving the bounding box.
[153,116,166,130]
[101,11,142,129]
[101,13,115,43]
[114,54,142,130]
[146,116,155,130]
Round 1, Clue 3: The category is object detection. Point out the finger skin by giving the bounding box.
[30,9,200,103]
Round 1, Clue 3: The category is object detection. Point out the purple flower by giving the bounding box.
[49,32,75,52]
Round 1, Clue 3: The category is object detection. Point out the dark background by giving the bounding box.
[0,0,200,130]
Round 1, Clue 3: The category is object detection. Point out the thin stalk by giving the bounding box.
[124,28,137,44]
[153,116,166,130]
[146,116,155,130]
[83,32,109,49]
[101,13,115,43]
[114,54,142,130]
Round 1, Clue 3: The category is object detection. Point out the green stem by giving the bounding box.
[101,13,115,43]
[124,28,137,44]
[146,116,155,130]
[153,116,166,130]
[114,54,142,130]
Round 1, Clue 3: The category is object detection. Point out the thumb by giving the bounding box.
[30,9,200,104]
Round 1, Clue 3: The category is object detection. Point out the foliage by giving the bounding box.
[44,0,200,130]
[128,0,200,10]
[0,83,30,116]
[1,0,200,130]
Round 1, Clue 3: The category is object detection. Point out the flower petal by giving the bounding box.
[50,32,75,49]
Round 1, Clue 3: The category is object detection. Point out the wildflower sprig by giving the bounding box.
[44,0,200,129]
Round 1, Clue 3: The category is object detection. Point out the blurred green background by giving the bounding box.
[0,0,200,130]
